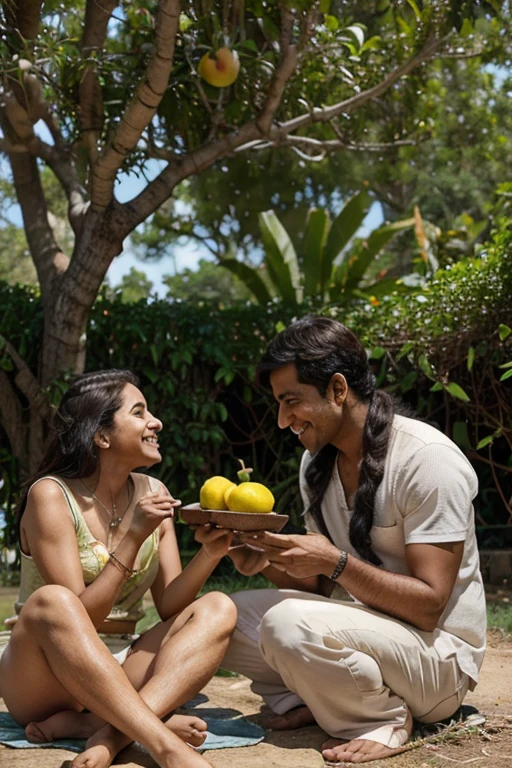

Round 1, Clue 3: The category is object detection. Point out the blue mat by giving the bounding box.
[0,711,264,753]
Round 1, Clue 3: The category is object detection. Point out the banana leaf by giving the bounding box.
[259,210,300,305]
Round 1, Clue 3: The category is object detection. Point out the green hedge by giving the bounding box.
[1,221,511,556]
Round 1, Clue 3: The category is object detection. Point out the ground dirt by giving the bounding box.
[1,593,511,768]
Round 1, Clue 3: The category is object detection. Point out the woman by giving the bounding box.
[0,369,237,768]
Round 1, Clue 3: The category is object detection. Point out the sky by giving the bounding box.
[107,161,205,298]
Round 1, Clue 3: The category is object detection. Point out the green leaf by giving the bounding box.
[261,15,280,43]
[361,35,382,53]
[179,13,193,32]
[344,24,365,49]
[324,190,371,291]
[219,259,272,304]
[453,421,471,451]
[460,18,473,37]
[430,381,443,391]
[500,368,512,381]
[324,15,339,31]
[399,370,418,393]
[498,323,511,340]
[397,15,411,34]
[418,353,435,380]
[445,382,470,402]
[476,435,494,450]
[259,210,300,305]
[396,342,413,361]
[238,39,258,52]
[406,0,421,19]
[369,345,386,359]
[214,366,235,385]
[343,217,415,293]
[150,343,159,366]
[302,208,329,297]
[467,346,475,372]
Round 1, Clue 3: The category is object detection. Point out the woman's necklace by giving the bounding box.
[80,478,133,550]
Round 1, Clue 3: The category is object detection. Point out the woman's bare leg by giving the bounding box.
[0,585,211,768]
[72,591,237,768]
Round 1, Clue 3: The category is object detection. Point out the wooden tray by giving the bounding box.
[180,503,289,532]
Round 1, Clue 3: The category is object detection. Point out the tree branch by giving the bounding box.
[239,35,443,152]
[91,0,180,211]
[0,337,52,423]
[241,134,425,156]
[440,46,488,59]
[255,6,298,135]
[0,33,85,234]
[28,136,89,232]
[79,0,119,161]
[0,114,70,294]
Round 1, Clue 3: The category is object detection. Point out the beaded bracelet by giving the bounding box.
[108,551,138,577]
[329,550,348,582]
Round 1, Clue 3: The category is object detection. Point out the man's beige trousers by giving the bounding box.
[222,589,470,746]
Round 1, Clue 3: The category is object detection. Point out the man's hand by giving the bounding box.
[238,531,340,579]
[228,544,270,576]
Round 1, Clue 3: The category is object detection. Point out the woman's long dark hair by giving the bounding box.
[16,369,139,539]
[257,315,396,565]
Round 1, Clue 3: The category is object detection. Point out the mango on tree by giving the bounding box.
[198,48,240,88]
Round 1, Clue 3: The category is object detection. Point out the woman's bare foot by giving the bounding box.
[70,730,211,768]
[27,709,206,748]
[321,710,413,764]
[165,714,207,748]
[70,741,115,768]
[26,711,103,743]
[263,705,316,730]
[68,713,210,768]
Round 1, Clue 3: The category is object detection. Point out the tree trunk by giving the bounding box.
[40,208,126,385]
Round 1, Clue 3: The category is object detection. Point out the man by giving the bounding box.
[222,315,486,764]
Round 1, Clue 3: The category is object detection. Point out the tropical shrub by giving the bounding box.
[220,193,414,305]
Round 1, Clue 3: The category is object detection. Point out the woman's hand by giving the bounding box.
[228,544,270,576]
[130,490,180,543]
[193,524,234,560]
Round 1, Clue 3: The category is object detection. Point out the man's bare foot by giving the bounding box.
[263,705,316,730]
[26,711,103,743]
[165,714,207,747]
[321,710,412,764]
